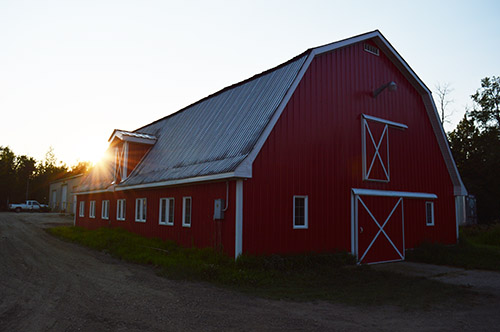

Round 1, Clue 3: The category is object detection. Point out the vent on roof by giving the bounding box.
[364,43,379,56]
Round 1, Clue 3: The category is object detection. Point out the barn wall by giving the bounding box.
[243,40,456,255]
[76,181,236,256]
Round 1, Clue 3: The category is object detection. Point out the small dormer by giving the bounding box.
[108,129,156,184]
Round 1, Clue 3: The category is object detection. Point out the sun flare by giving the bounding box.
[78,141,111,167]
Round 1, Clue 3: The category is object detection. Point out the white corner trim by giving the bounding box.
[351,191,357,257]
[352,188,437,199]
[235,179,243,259]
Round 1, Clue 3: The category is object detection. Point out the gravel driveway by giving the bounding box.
[1,212,499,331]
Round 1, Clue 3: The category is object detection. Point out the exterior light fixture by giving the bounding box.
[373,81,397,98]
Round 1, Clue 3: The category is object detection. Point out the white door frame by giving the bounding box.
[351,188,437,263]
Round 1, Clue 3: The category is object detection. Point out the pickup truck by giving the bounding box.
[9,200,50,212]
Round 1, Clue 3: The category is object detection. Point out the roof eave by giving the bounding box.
[115,172,249,191]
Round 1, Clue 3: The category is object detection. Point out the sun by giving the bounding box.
[79,141,111,167]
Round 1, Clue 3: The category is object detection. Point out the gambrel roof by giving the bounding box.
[78,30,467,196]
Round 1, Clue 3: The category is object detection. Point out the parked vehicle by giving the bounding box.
[9,200,50,212]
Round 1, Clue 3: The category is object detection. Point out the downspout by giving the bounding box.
[222,181,229,212]
[235,180,243,259]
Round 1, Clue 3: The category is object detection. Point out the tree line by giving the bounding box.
[448,76,500,223]
[0,147,92,210]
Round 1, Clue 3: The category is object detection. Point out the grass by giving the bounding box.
[407,223,500,271]
[47,226,471,308]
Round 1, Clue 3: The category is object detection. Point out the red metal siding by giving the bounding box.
[243,40,456,256]
[76,181,236,256]
[127,142,151,175]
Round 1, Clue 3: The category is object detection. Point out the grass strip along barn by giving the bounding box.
[76,31,467,264]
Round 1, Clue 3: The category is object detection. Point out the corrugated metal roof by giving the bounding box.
[124,54,308,186]
[78,53,308,192]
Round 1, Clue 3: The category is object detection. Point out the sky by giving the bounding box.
[1,0,499,166]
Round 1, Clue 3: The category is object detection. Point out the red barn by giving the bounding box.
[76,31,467,264]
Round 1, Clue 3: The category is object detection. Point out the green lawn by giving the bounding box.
[47,226,471,308]
[406,223,500,271]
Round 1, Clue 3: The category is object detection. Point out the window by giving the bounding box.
[182,197,192,227]
[79,201,85,217]
[102,200,110,220]
[89,200,96,218]
[159,198,174,226]
[293,196,308,229]
[426,201,434,226]
[135,198,147,222]
[117,199,126,221]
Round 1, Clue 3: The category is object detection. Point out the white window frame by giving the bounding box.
[89,200,96,219]
[426,201,435,226]
[117,199,126,221]
[135,198,147,222]
[159,197,174,226]
[182,197,192,227]
[102,200,110,220]
[361,114,407,183]
[79,201,85,217]
[293,195,308,229]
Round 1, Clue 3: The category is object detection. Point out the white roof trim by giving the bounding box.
[115,172,240,191]
[76,172,246,195]
[352,188,437,199]
[109,129,157,145]
[75,188,114,195]
[362,114,408,129]
[236,30,466,197]
[313,31,382,56]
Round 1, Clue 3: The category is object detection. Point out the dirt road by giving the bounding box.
[1,213,499,331]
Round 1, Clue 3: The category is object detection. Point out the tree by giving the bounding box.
[70,161,93,176]
[435,82,454,125]
[448,113,479,170]
[14,155,37,201]
[0,146,17,208]
[469,76,500,130]
[30,148,68,204]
